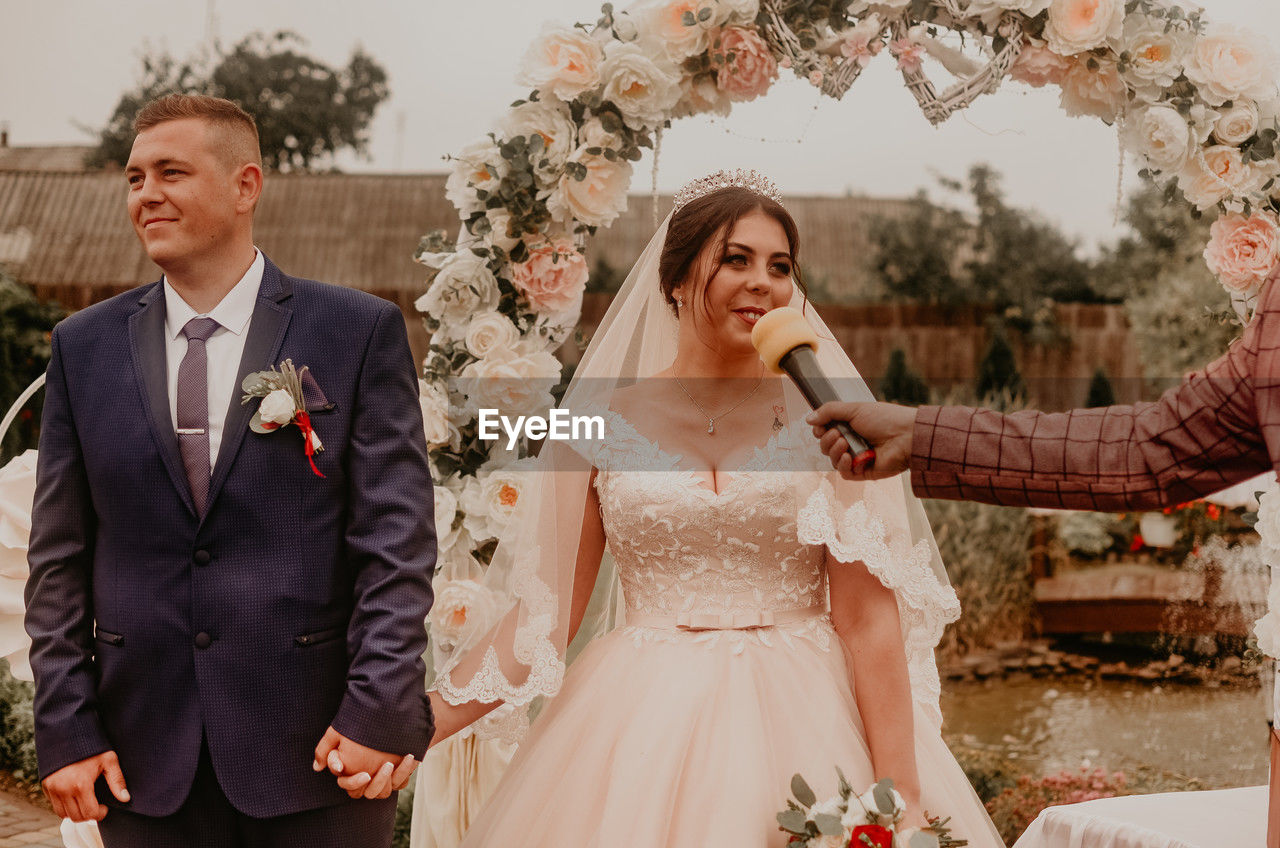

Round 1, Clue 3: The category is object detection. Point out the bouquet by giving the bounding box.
[778,773,966,848]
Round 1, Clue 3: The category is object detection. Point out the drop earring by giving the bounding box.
[676,295,684,309]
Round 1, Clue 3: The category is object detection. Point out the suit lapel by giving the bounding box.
[128,282,197,516]
[204,259,294,520]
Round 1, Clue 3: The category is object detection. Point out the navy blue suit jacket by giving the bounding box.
[24,256,436,818]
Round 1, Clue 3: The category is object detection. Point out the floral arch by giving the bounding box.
[420,0,1280,640]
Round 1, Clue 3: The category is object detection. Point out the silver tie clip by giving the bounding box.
[176,428,207,435]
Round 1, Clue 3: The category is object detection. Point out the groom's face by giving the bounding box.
[125,117,250,274]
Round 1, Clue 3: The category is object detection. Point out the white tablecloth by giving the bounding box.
[1013,786,1267,848]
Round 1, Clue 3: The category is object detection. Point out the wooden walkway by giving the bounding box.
[1035,563,1268,636]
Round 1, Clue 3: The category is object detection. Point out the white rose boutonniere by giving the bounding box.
[241,359,325,476]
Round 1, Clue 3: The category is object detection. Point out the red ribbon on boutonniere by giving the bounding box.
[240,360,326,478]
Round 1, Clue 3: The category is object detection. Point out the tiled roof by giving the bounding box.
[0,145,96,172]
[0,170,910,298]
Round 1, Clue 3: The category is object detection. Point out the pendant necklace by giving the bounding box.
[673,369,764,436]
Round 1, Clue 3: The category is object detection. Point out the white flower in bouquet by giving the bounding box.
[458,344,561,420]
[1118,15,1192,99]
[464,311,522,360]
[430,577,498,648]
[1043,0,1123,57]
[445,136,507,217]
[500,100,578,182]
[258,388,297,427]
[517,25,605,102]
[811,794,845,820]
[1177,145,1268,210]
[1059,56,1127,122]
[1186,25,1278,107]
[547,146,633,227]
[855,784,905,824]
[415,253,501,326]
[419,379,456,448]
[600,41,683,130]
[1214,101,1261,147]
[1122,105,1195,172]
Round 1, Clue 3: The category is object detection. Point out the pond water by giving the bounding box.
[941,676,1271,788]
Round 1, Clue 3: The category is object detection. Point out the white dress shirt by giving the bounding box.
[164,249,265,469]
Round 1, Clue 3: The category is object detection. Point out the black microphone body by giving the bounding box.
[777,346,873,457]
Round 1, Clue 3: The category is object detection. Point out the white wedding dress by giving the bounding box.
[447,410,1005,847]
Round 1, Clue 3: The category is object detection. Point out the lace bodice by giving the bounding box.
[591,411,828,621]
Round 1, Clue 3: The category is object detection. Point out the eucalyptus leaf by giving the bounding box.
[791,774,817,808]
[814,813,843,836]
[777,810,808,834]
[873,778,896,814]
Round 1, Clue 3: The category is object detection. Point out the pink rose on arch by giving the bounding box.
[1203,212,1280,293]
[510,237,590,314]
[713,26,778,102]
[1010,38,1072,87]
[890,38,925,73]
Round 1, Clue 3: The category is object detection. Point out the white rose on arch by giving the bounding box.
[516,25,605,102]
[460,458,538,542]
[445,136,507,218]
[464,310,522,359]
[483,208,522,253]
[964,0,1050,21]
[645,0,715,62]
[430,577,499,649]
[1122,105,1196,173]
[1186,24,1278,108]
[499,100,578,182]
[418,378,456,448]
[457,344,562,421]
[1043,0,1123,57]
[715,0,760,25]
[1118,15,1192,99]
[599,41,683,130]
[1178,145,1268,210]
[547,146,633,228]
[415,252,502,328]
[1215,101,1261,147]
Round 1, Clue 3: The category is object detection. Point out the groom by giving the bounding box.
[24,94,435,846]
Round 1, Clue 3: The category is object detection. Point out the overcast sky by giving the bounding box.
[4,0,1278,250]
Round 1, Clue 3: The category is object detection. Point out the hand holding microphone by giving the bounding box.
[750,307,879,476]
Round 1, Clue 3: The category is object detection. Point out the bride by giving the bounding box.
[380,171,1002,846]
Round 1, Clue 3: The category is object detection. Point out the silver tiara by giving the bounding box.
[672,169,783,214]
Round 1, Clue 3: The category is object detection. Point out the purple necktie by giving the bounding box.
[177,317,220,515]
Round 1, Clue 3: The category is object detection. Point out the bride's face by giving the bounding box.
[676,209,795,357]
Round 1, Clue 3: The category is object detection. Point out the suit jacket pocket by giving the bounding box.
[294,626,344,647]
[94,627,124,647]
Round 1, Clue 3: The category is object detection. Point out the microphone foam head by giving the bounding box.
[751,307,820,374]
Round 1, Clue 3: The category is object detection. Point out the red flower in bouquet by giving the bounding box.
[850,824,893,848]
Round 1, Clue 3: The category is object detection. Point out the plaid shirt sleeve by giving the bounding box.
[909,307,1273,512]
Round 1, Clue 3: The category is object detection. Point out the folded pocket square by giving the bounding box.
[301,369,334,412]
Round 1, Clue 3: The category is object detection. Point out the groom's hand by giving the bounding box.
[43,750,130,822]
[807,401,916,480]
[314,726,416,799]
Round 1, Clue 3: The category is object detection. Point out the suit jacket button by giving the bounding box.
[194,632,212,649]
[193,550,211,566]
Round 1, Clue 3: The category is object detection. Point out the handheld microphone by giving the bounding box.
[751,307,876,473]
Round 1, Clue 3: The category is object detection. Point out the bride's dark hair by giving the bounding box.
[658,186,807,315]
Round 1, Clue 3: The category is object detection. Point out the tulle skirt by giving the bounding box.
[458,619,1005,847]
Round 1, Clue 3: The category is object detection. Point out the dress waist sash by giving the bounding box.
[625,603,827,632]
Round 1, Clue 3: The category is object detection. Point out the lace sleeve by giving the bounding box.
[797,478,960,729]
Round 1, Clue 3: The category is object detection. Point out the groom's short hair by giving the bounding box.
[133,93,262,171]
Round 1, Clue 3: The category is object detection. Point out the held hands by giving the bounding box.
[313,727,418,800]
[806,402,916,481]
[42,750,130,822]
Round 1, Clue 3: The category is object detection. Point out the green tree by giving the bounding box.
[88,31,390,172]
[0,270,65,463]
[867,189,969,304]
[879,348,931,405]
[1085,367,1116,407]
[976,331,1024,403]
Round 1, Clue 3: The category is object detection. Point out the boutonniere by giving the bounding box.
[241,359,325,477]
